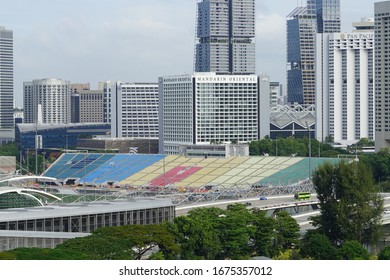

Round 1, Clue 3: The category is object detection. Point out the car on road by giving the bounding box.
[259,196,267,201]
[384,210,390,214]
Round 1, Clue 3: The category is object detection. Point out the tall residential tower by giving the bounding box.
[0,27,14,142]
[316,18,374,145]
[195,0,255,74]
[23,78,71,124]
[375,1,390,151]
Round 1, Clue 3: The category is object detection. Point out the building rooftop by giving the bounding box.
[16,122,109,133]
[0,198,174,222]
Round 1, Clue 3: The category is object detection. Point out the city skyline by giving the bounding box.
[1,0,378,107]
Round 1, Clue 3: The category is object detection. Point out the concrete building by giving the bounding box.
[353,17,375,33]
[375,1,390,151]
[79,90,104,123]
[111,82,159,139]
[316,18,374,145]
[0,192,174,251]
[0,27,14,143]
[159,73,268,154]
[103,81,113,123]
[15,123,110,151]
[270,82,282,107]
[270,105,315,139]
[195,0,255,74]
[287,0,340,105]
[70,83,90,123]
[77,137,159,154]
[23,78,71,124]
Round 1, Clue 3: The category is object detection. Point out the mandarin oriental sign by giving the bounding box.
[196,75,257,83]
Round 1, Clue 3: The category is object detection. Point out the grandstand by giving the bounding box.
[43,153,341,189]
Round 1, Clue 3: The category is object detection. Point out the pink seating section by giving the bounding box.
[150,166,202,187]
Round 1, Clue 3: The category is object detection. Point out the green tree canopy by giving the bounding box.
[300,231,339,260]
[378,245,390,260]
[167,215,221,260]
[0,247,87,260]
[338,240,369,260]
[273,211,300,252]
[58,224,179,260]
[311,161,384,246]
[0,142,18,157]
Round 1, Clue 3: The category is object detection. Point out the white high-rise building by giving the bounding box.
[316,18,374,145]
[159,73,268,154]
[111,82,159,138]
[375,1,390,151]
[0,27,14,142]
[23,78,71,124]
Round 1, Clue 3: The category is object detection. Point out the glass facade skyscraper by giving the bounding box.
[287,0,340,105]
[195,0,255,74]
[0,27,14,142]
[315,0,341,33]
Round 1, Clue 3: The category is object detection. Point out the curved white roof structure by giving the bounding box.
[0,176,58,184]
[0,187,61,208]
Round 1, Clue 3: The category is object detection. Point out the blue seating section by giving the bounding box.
[78,154,164,185]
[43,153,115,181]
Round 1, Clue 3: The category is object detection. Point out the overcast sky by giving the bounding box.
[1,0,378,107]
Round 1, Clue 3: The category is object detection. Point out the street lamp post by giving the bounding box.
[26,149,29,174]
[275,139,278,157]
[306,121,312,178]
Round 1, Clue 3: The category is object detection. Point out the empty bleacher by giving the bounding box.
[257,157,341,186]
[45,153,341,189]
[78,154,164,185]
[43,153,116,183]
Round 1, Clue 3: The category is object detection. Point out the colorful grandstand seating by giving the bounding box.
[149,166,202,187]
[45,153,342,189]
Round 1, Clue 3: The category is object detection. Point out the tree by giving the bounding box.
[58,224,179,260]
[378,246,390,260]
[249,138,273,156]
[273,211,300,253]
[325,135,334,143]
[0,247,87,260]
[300,231,339,260]
[251,209,276,257]
[57,235,135,260]
[216,204,254,259]
[168,215,221,260]
[311,161,384,247]
[182,205,255,260]
[0,142,19,157]
[338,240,369,260]
[361,149,390,184]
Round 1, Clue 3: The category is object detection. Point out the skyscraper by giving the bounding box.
[375,1,390,151]
[315,0,341,33]
[316,18,374,145]
[287,0,340,105]
[159,73,268,154]
[195,0,255,75]
[0,27,14,142]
